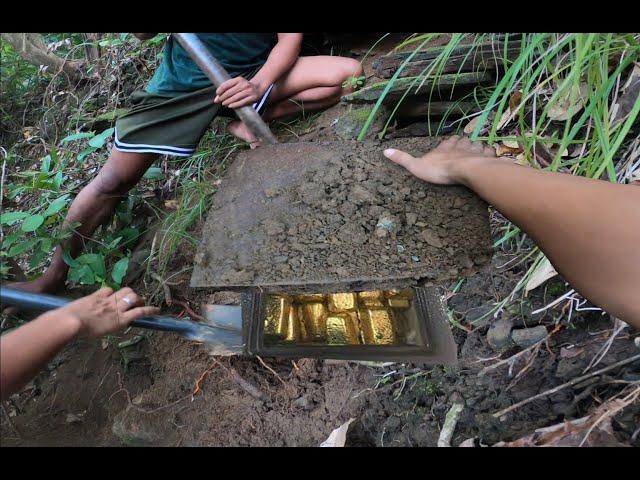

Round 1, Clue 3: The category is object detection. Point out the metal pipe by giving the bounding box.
[173,33,278,145]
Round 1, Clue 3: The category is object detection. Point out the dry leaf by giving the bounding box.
[525,256,558,293]
[164,199,179,210]
[548,83,589,121]
[495,143,524,157]
[503,140,520,148]
[496,91,524,130]
[320,418,355,447]
[495,401,632,447]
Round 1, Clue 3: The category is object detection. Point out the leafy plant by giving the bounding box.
[1,127,139,288]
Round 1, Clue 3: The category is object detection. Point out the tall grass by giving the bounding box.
[153,128,241,278]
[360,33,640,313]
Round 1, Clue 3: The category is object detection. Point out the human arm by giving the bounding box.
[383,136,640,327]
[214,33,302,109]
[0,287,159,400]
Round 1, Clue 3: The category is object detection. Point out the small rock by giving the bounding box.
[511,326,547,348]
[420,229,444,248]
[112,407,159,446]
[465,305,493,327]
[293,396,312,410]
[452,197,467,208]
[487,318,514,351]
[66,413,83,424]
[405,212,418,226]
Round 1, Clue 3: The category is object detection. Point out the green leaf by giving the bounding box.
[43,194,70,217]
[2,231,21,248]
[77,264,95,284]
[106,236,123,250]
[7,238,39,257]
[40,237,53,252]
[29,247,46,269]
[41,155,51,173]
[0,211,29,225]
[143,167,164,180]
[77,253,106,279]
[88,127,115,148]
[52,171,64,191]
[111,257,129,285]
[62,249,80,268]
[77,147,98,162]
[61,132,95,143]
[21,214,45,232]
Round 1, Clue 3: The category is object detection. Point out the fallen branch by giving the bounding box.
[438,402,464,447]
[492,354,640,418]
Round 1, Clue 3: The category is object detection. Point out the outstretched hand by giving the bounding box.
[383,135,499,185]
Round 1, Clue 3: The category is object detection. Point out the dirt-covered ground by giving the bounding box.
[3,249,638,446]
[1,33,639,447]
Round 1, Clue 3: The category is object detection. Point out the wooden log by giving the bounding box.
[341,72,492,104]
[373,43,521,79]
[396,101,478,118]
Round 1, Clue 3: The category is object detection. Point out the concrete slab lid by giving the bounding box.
[190,139,492,293]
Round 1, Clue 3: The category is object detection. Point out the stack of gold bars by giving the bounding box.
[263,290,414,346]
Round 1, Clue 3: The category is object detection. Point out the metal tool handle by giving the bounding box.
[1,286,191,335]
[173,33,278,145]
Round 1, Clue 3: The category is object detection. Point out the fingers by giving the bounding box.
[483,145,497,157]
[216,77,241,97]
[216,78,250,104]
[112,287,143,311]
[439,135,461,149]
[228,96,257,109]
[383,148,417,171]
[224,91,256,108]
[94,286,114,298]
[122,306,161,324]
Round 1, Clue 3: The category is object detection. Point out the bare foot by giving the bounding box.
[227,120,262,149]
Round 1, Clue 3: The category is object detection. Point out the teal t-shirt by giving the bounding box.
[146,33,277,96]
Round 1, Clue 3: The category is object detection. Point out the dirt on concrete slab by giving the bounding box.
[190,138,492,292]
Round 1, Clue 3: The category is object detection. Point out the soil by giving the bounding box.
[190,138,492,292]
[4,257,638,446]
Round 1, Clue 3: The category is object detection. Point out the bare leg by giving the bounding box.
[384,137,640,327]
[9,149,157,294]
[228,56,363,146]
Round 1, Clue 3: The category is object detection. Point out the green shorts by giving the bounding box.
[114,83,274,157]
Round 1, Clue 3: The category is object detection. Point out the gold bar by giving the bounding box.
[384,289,414,299]
[264,295,290,338]
[294,293,326,303]
[327,293,357,313]
[299,302,327,341]
[285,305,302,342]
[326,313,360,345]
[387,297,410,309]
[359,308,396,345]
[357,290,385,307]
